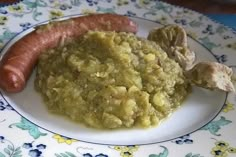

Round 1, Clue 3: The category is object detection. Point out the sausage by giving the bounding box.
[0,13,138,93]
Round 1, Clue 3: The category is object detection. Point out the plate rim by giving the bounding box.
[0,15,230,145]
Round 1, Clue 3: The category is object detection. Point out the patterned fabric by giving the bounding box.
[0,0,236,156]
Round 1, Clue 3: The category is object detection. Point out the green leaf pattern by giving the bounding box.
[0,28,17,50]
[0,152,6,157]
[199,36,220,51]
[96,6,116,13]
[9,117,47,139]
[54,151,77,157]
[185,153,204,157]
[0,138,22,157]
[22,0,47,21]
[200,116,232,136]
[0,0,235,156]
[149,146,169,157]
[189,20,203,27]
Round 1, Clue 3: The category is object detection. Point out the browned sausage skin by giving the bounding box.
[0,13,138,93]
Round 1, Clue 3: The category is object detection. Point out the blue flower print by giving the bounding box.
[125,11,136,17]
[214,54,227,63]
[0,9,8,14]
[59,4,72,10]
[174,19,187,25]
[23,142,46,157]
[0,136,5,141]
[19,22,31,30]
[83,153,93,157]
[173,134,193,145]
[29,149,42,157]
[86,0,98,6]
[82,153,108,157]
[36,144,46,149]
[23,143,33,149]
[202,25,215,35]
[0,100,14,111]
[95,154,108,157]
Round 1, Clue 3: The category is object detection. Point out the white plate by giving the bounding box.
[0,1,236,156]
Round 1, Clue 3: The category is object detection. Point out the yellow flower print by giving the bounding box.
[113,145,139,152]
[211,140,236,157]
[50,1,61,8]
[81,9,96,15]
[124,145,139,152]
[0,42,4,49]
[211,147,227,157]
[222,101,234,113]
[227,147,236,153]
[187,31,198,39]
[227,42,236,50]
[53,134,77,145]
[8,5,24,13]
[215,141,229,150]
[156,16,168,25]
[114,146,123,151]
[139,0,151,5]
[0,16,7,25]
[117,0,129,6]
[112,145,138,157]
[49,10,64,19]
[120,151,133,157]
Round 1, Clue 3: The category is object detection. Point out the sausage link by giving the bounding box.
[0,13,138,93]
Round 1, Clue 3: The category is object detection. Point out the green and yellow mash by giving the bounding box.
[35,31,190,129]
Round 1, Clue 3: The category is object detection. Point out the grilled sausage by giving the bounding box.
[0,13,138,93]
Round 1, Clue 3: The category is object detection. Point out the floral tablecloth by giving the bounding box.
[0,1,236,157]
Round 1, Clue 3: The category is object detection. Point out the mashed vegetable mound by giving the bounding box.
[35,31,190,129]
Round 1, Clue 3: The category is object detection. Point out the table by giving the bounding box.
[0,0,235,29]
[161,0,236,29]
[161,0,236,13]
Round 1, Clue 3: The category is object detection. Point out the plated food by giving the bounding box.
[35,31,189,129]
[148,25,195,71]
[0,13,137,93]
[0,13,234,129]
[148,25,235,92]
